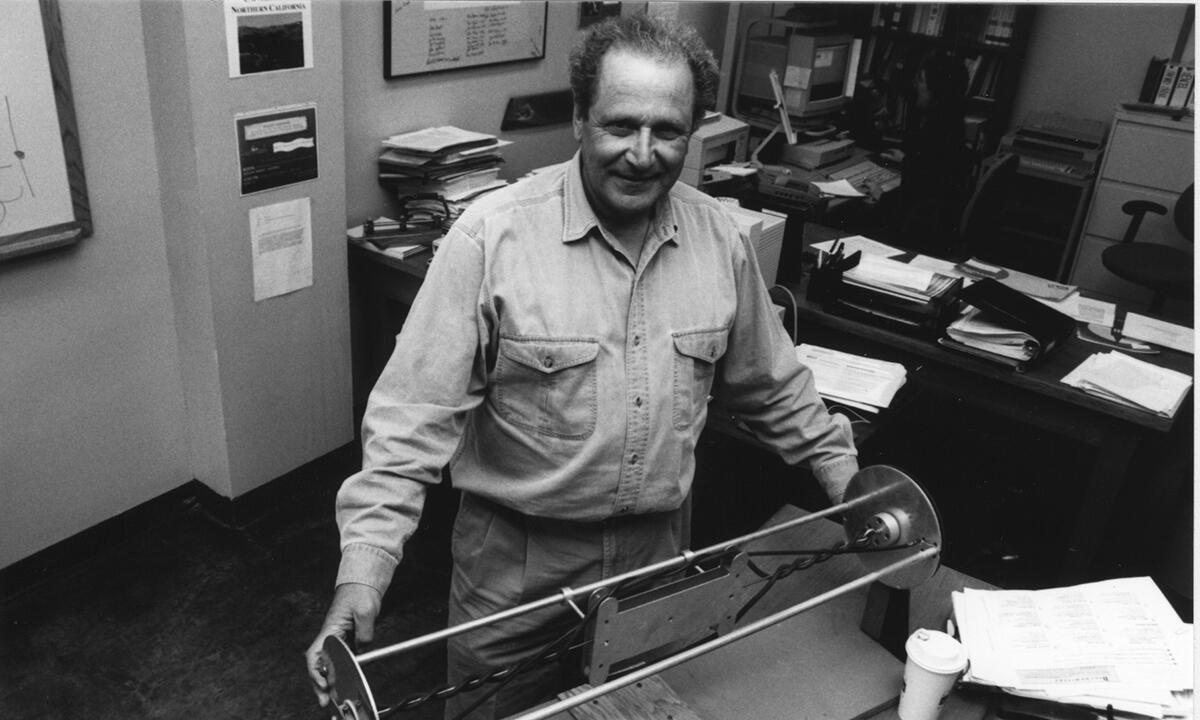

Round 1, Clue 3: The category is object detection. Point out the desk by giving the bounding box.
[346,230,1192,586]
[540,504,997,720]
[791,224,1193,584]
[347,239,430,419]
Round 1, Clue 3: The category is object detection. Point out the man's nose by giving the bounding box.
[625,127,654,169]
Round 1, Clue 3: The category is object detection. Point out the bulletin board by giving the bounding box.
[384,1,547,79]
[0,0,91,262]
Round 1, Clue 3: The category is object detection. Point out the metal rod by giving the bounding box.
[357,488,891,666]
[504,544,939,720]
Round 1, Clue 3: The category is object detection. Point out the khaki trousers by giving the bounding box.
[443,493,685,720]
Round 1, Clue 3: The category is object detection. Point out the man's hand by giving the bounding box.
[305,583,383,708]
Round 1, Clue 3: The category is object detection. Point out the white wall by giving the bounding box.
[341,2,581,226]
[2,0,354,569]
[340,1,730,226]
[1012,4,1193,129]
[0,1,190,568]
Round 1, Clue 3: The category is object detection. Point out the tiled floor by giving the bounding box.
[0,446,458,720]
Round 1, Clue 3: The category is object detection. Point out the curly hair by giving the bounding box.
[569,13,719,129]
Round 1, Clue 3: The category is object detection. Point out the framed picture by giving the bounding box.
[0,0,91,262]
[384,1,547,79]
[579,2,621,29]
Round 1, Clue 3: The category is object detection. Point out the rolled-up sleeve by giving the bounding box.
[711,229,859,503]
[334,226,491,595]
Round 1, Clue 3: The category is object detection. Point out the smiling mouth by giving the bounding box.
[615,174,658,186]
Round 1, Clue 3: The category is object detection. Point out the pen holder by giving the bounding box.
[806,263,843,308]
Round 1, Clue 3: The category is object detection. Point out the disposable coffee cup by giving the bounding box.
[897,629,968,720]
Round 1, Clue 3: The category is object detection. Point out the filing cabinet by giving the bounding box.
[1069,109,1194,307]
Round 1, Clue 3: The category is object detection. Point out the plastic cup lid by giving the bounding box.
[906,629,968,674]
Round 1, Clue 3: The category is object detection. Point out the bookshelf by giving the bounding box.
[858,3,1035,153]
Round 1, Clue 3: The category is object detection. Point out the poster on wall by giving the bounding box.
[250,196,312,301]
[0,0,91,261]
[384,1,547,79]
[235,104,317,195]
[224,0,314,78]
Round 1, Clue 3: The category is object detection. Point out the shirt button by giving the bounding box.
[543,356,554,368]
[630,454,639,464]
[708,345,717,358]
[633,335,641,346]
[634,396,643,407]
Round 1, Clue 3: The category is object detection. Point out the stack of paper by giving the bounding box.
[795,343,907,412]
[378,125,511,210]
[1062,351,1193,417]
[953,577,1194,718]
[843,254,958,303]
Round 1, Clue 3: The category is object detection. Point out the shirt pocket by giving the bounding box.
[672,328,728,430]
[494,336,601,440]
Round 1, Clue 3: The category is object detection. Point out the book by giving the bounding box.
[944,308,1040,362]
[1138,57,1169,103]
[939,278,1075,369]
[1168,65,1193,108]
[1154,62,1181,105]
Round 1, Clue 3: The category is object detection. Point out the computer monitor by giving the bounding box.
[737,29,861,125]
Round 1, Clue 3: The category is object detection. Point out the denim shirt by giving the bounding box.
[336,154,858,594]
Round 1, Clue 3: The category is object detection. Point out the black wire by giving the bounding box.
[379,555,728,718]
[737,540,924,621]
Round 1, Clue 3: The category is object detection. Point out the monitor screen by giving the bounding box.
[809,43,851,102]
[735,31,860,124]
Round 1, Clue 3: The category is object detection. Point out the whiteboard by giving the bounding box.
[385,1,547,79]
[0,0,90,261]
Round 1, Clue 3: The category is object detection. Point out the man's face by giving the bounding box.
[573,50,694,228]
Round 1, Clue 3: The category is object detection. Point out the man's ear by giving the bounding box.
[572,107,584,142]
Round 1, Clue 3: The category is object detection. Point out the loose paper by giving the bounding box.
[1121,313,1195,354]
[812,179,866,197]
[250,197,312,301]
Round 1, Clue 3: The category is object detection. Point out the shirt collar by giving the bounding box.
[561,151,679,246]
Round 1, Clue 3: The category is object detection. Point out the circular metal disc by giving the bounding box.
[323,636,379,720]
[842,465,942,588]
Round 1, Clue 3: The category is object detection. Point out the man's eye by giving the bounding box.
[654,129,684,142]
[605,124,637,137]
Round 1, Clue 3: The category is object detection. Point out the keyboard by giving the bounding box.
[829,160,902,193]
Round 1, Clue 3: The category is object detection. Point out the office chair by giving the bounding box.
[1101,183,1193,314]
[956,152,1020,263]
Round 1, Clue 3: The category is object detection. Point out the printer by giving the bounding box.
[999,112,1106,180]
[681,113,750,187]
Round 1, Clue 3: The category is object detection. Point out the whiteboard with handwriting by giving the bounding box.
[0,0,90,260]
[385,1,546,79]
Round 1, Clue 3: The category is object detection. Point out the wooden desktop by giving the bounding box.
[789,223,1193,585]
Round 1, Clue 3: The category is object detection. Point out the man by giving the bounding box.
[307,14,858,720]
